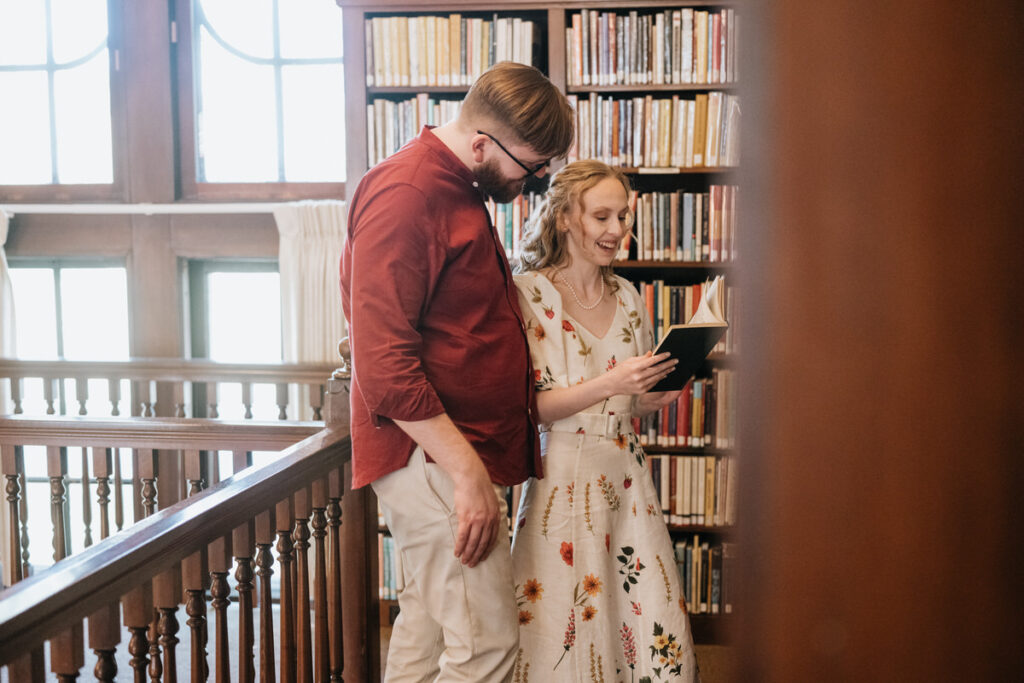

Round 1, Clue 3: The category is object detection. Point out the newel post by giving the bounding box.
[326,342,378,681]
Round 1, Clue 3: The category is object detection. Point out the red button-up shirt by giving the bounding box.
[340,127,542,489]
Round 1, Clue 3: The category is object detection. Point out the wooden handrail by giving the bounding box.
[0,415,322,451]
[0,358,339,384]
[0,426,351,665]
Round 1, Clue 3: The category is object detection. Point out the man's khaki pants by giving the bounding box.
[371,447,518,682]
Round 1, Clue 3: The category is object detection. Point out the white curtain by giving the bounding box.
[0,210,13,586]
[274,200,347,421]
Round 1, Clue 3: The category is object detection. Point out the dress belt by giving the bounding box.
[539,411,632,439]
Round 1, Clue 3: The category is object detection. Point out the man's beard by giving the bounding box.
[473,159,526,204]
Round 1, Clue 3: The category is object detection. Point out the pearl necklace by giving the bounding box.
[556,270,605,310]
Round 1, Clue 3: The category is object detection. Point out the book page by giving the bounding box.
[688,275,726,324]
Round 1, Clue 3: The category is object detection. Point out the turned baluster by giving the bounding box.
[139,379,157,417]
[17,446,31,579]
[157,602,180,682]
[183,449,209,683]
[75,376,88,415]
[89,603,121,683]
[81,447,93,547]
[292,486,313,683]
[137,448,158,519]
[43,376,58,414]
[113,447,125,531]
[10,375,23,413]
[123,582,153,683]
[108,377,121,416]
[276,496,297,683]
[1,443,24,586]
[326,467,345,682]
[209,532,233,683]
[47,445,71,562]
[233,450,256,683]
[308,383,324,422]
[93,447,113,540]
[276,382,288,420]
[311,479,330,683]
[207,381,219,418]
[255,509,277,683]
[173,381,187,418]
[50,623,85,681]
[241,382,253,419]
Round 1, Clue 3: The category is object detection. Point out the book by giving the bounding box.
[649,275,727,392]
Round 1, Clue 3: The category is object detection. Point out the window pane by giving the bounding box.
[0,71,52,184]
[50,0,108,65]
[9,268,58,358]
[191,0,345,184]
[207,271,281,363]
[54,51,113,183]
[198,0,274,60]
[282,64,345,181]
[278,1,343,59]
[0,2,47,65]
[60,268,129,360]
[198,30,277,182]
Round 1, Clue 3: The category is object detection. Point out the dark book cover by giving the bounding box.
[649,322,726,392]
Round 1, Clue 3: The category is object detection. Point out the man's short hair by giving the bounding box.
[461,61,575,160]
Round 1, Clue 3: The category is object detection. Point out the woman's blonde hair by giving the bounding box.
[514,160,632,290]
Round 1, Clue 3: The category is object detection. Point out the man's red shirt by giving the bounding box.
[340,127,541,489]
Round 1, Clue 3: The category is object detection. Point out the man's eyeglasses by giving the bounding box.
[477,130,549,177]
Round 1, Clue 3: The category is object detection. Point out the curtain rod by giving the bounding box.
[0,203,295,215]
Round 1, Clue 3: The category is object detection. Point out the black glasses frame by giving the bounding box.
[477,130,549,177]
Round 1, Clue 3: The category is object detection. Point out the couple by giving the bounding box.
[340,62,699,682]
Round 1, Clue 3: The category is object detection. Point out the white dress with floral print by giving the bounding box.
[511,271,699,683]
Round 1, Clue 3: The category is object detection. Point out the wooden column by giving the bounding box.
[739,0,1024,679]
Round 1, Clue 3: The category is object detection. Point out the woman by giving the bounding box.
[511,160,699,681]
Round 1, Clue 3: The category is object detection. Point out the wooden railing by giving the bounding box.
[0,358,338,420]
[0,375,379,681]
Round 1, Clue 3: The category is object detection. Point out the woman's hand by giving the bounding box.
[634,389,683,417]
[601,351,677,397]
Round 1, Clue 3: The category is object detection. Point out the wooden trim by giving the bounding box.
[182,182,347,202]
[0,428,350,665]
[337,0,735,8]
[0,415,322,451]
[568,84,740,94]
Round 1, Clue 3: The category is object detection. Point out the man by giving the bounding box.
[339,62,575,681]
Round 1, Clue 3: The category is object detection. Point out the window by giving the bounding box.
[8,261,130,415]
[178,0,346,198]
[0,0,116,191]
[186,260,282,420]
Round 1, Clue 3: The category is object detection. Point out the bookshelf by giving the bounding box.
[337,0,739,652]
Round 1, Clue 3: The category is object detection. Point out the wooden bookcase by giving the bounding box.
[336,0,739,653]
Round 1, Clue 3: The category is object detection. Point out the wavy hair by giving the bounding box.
[514,160,632,291]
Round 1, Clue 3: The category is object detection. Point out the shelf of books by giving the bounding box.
[339,0,740,649]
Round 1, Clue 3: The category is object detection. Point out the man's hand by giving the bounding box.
[451,462,501,567]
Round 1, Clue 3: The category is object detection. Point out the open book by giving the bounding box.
[649,275,728,392]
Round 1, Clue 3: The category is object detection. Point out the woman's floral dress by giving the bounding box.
[511,271,699,682]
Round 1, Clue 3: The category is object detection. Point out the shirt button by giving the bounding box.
[472,181,479,188]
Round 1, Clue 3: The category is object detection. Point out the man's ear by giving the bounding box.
[470,132,488,163]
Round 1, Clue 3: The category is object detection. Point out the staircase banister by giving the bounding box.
[0,426,351,665]
[0,415,323,451]
[0,357,338,384]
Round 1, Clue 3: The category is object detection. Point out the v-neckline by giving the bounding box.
[538,271,620,341]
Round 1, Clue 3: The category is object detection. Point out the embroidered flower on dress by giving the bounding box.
[519,610,533,625]
[534,324,546,340]
[522,579,543,603]
[560,541,574,566]
[581,605,597,621]
[607,355,617,371]
[562,320,575,333]
[582,574,602,596]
